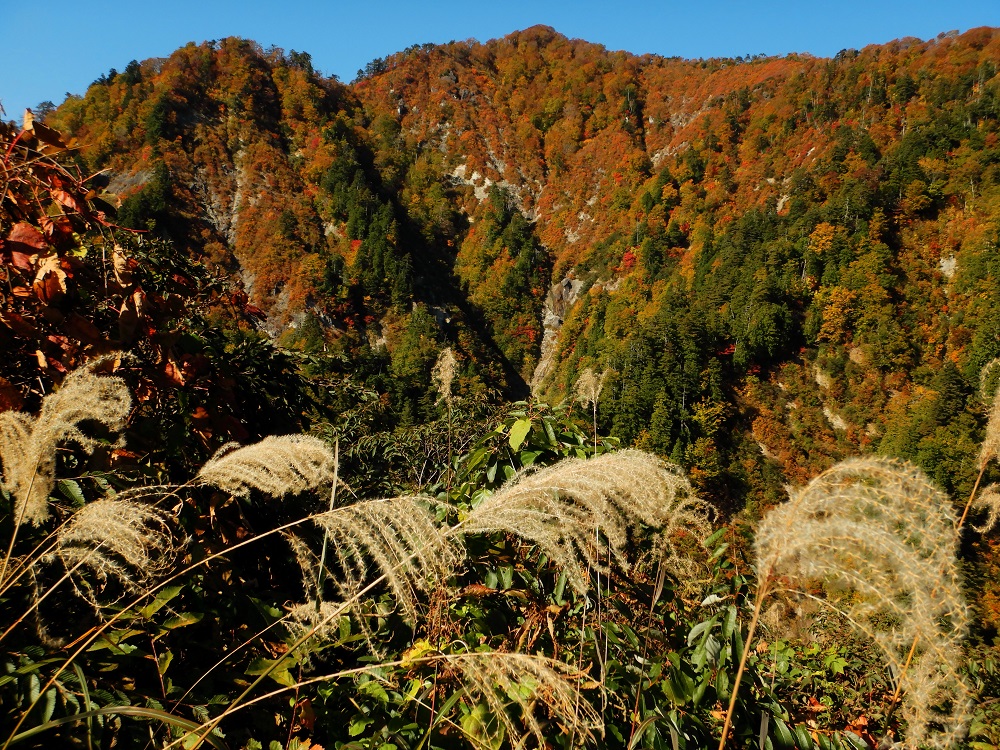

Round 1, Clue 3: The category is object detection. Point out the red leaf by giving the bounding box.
[7,222,47,251]
[0,377,23,412]
[5,223,47,269]
[51,189,84,214]
[39,215,74,246]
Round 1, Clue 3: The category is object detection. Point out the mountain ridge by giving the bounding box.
[31,25,1000,516]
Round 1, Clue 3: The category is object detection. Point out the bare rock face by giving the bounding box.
[531,274,584,395]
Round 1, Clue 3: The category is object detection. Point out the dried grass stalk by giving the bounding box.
[461,450,712,594]
[756,457,970,749]
[0,366,131,525]
[445,651,602,747]
[196,435,335,497]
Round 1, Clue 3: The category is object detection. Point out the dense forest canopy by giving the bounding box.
[28,27,1000,499]
[2,24,1000,750]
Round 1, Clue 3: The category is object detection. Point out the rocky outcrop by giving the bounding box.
[530,274,583,394]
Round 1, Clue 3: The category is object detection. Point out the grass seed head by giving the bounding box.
[756,457,970,749]
[0,365,131,525]
[289,497,459,652]
[196,435,335,497]
[444,651,603,747]
[971,484,1000,533]
[979,388,1000,469]
[431,347,458,408]
[51,499,179,591]
[574,367,608,411]
[462,449,712,594]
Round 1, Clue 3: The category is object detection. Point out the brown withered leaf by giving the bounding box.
[291,698,316,733]
[63,313,102,343]
[112,245,134,286]
[460,583,498,598]
[51,189,84,214]
[0,311,37,337]
[24,113,69,155]
[32,255,68,304]
[118,288,145,343]
[163,358,186,385]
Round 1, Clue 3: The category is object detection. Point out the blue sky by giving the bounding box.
[2,1,999,120]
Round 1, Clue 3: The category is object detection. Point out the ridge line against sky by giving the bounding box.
[2,0,999,120]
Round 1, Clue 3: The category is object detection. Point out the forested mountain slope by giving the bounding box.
[40,26,1000,514]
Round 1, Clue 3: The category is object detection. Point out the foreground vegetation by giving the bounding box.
[0,358,996,750]
[4,28,1000,749]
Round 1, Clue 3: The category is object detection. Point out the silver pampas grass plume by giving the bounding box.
[573,367,608,411]
[979,386,1000,470]
[196,435,335,497]
[49,499,180,594]
[460,449,711,594]
[0,365,131,525]
[445,651,603,747]
[755,457,971,749]
[288,497,459,649]
[431,347,458,408]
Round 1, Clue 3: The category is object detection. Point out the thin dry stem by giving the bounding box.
[717,576,771,750]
